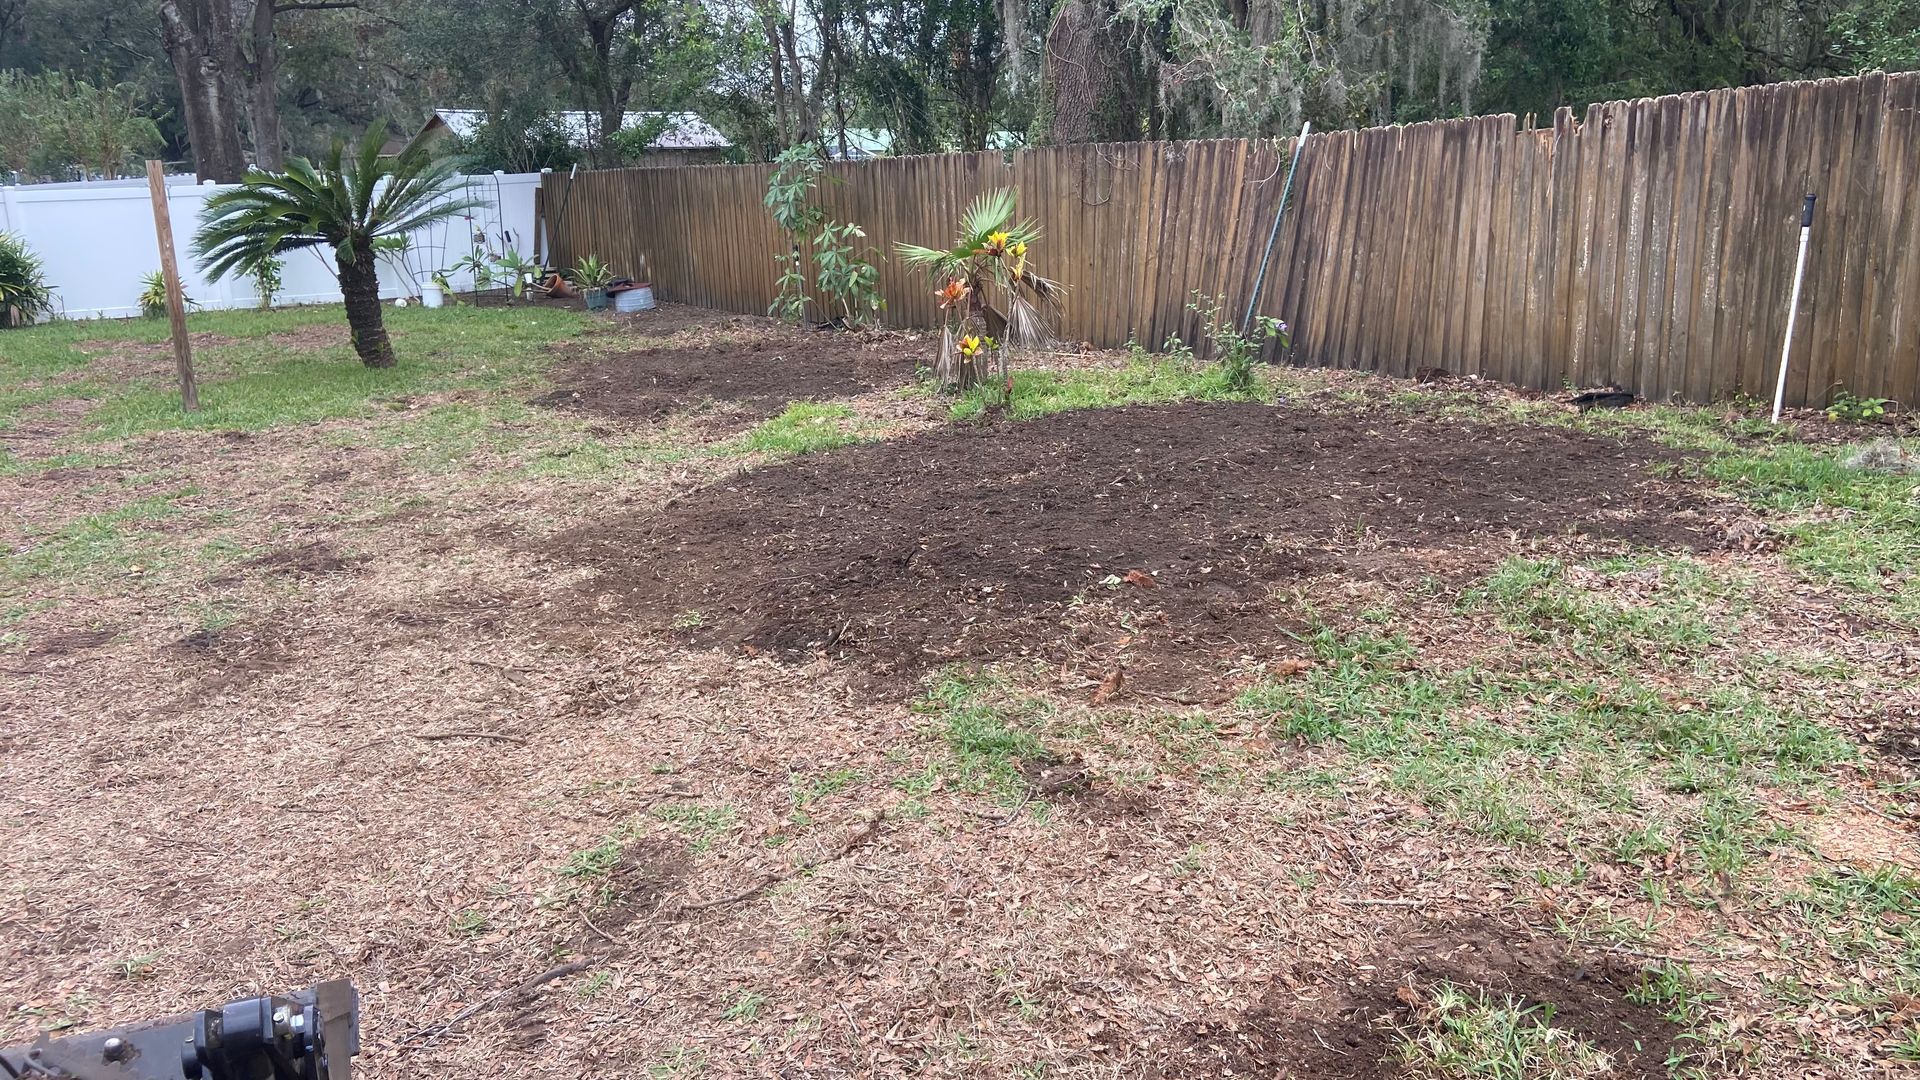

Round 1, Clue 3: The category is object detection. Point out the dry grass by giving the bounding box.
[2,304,1917,1078]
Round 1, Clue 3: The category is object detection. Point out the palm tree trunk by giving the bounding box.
[339,238,395,368]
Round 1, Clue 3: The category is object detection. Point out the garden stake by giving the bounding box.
[1242,121,1310,336]
[1770,193,1817,424]
[549,163,580,264]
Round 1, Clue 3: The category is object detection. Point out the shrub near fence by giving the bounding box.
[544,72,1920,409]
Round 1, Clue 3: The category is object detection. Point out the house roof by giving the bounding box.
[822,127,1028,159]
[427,109,731,150]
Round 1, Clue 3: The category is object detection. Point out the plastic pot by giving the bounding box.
[612,284,656,313]
[421,284,445,309]
[584,287,609,311]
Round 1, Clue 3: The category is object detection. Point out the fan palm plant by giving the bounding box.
[194,123,479,368]
[896,189,1063,395]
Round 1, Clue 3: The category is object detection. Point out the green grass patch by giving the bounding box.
[3,490,196,585]
[0,306,590,439]
[793,768,861,807]
[652,802,740,852]
[720,990,767,1022]
[719,401,873,456]
[0,447,119,476]
[915,670,1052,799]
[1787,866,1920,988]
[560,837,627,881]
[522,436,693,477]
[1706,442,1920,610]
[0,306,360,411]
[950,356,1276,422]
[1395,982,1614,1078]
[1465,556,1732,661]
[1235,625,1849,855]
[1472,398,1920,620]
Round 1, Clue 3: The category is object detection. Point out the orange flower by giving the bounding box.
[935,279,971,308]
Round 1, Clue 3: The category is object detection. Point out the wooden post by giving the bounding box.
[145,160,199,412]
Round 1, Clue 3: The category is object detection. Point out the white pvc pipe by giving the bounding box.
[1771,194,1817,423]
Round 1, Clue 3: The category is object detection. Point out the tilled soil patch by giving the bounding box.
[533,330,923,426]
[548,402,1724,693]
[1169,917,1685,1077]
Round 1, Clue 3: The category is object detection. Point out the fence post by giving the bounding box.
[146,161,200,412]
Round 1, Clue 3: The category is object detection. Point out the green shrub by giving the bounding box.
[1185,291,1289,395]
[1827,390,1892,424]
[0,232,55,327]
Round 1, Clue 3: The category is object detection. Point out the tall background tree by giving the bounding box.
[0,0,1914,177]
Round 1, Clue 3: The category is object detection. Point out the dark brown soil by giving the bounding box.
[169,619,295,683]
[590,836,690,935]
[18,626,117,658]
[247,540,355,577]
[533,330,922,425]
[1165,917,1686,1077]
[548,402,1724,693]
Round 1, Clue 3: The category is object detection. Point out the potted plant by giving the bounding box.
[422,269,452,309]
[567,254,614,311]
[493,248,537,303]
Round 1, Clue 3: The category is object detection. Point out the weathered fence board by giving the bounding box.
[545,72,1920,407]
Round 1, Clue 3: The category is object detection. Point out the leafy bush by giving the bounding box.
[452,111,582,174]
[253,257,284,310]
[566,254,614,290]
[0,71,161,181]
[1827,389,1892,424]
[813,221,884,328]
[138,271,194,319]
[1186,291,1289,395]
[764,145,824,323]
[0,232,54,327]
[763,144,883,327]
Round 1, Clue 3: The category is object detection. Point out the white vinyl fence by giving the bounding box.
[0,171,545,321]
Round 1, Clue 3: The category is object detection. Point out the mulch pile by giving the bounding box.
[548,401,1725,693]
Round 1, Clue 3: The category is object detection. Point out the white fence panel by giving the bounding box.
[0,171,546,321]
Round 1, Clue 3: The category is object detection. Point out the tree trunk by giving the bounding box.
[339,237,395,368]
[1033,0,1142,144]
[158,0,249,182]
[246,0,285,172]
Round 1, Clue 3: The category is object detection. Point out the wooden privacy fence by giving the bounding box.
[543,71,1920,408]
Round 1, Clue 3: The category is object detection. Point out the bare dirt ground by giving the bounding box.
[3,305,1917,1079]
[535,319,930,430]
[551,401,1719,694]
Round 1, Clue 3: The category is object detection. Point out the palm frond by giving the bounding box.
[958,188,1017,245]
[896,241,976,279]
[895,242,952,269]
[1004,291,1057,350]
[194,120,474,284]
[1015,268,1066,312]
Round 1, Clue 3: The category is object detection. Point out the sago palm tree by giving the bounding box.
[897,188,1063,395]
[194,122,478,368]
